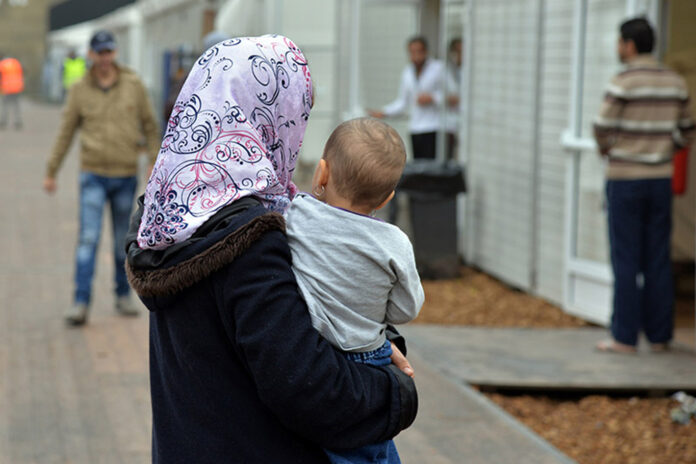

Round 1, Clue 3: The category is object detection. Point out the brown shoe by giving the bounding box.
[595,339,637,354]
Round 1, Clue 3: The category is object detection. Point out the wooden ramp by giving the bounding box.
[402,325,696,392]
[395,350,575,464]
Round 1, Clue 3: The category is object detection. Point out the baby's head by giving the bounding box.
[313,118,406,214]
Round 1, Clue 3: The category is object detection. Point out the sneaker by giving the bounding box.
[65,303,89,326]
[115,296,140,317]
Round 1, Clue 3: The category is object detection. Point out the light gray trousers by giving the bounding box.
[0,93,22,127]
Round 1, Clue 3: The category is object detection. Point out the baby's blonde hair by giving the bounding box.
[323,118,406,210]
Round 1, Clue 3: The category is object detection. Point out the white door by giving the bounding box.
[562,0,662,324]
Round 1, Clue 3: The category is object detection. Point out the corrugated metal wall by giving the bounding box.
[534,0,574,303]
[281,0,338,165]
[142,3,206,112]
[466,0,627,305]
[466,0,541,291]
[358,1,420,159]
[575,0,624,265]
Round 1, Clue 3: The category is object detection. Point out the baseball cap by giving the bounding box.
[90,30,116,52]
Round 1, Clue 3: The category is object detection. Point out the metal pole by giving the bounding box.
[529,0,545,291]
[435,0,447,162]
[347,0,362,119]
[129,8,144,75]
[464,0,476,264]
[458,1,471,260]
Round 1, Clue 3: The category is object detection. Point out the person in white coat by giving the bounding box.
[369,36,445,159]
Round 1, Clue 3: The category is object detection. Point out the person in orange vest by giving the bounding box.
[0,52,24,130]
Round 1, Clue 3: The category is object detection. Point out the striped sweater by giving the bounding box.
[593,55,695,180]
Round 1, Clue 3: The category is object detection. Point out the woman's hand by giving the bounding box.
[390,342,414,378]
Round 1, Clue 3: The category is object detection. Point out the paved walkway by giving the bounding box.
[0,100,576,463]
[1,100,151,463]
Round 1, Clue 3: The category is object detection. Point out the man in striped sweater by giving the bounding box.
[594,17,695,354]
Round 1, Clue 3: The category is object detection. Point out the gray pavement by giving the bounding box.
[1,99,152,464]
[394,349,575,464]
[0,100,577,464]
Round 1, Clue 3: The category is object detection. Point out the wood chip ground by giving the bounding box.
[414,267,696,464]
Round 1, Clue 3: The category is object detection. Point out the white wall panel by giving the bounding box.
[142,2,205,110]
[467,0,540,290]
[358,1,419,158]
[281,0,336,47]
[534,0,575,303]
[466,0,604,305]
[574,0,625,265]
[278,0,337,165]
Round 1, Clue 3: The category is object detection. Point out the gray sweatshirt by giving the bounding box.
[286,193,424,353]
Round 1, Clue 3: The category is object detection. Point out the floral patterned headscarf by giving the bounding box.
[137,35,312,250]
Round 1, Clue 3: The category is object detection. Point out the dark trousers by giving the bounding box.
[410,132,437,159]
[409,132,457,160]
[606,178,673,346]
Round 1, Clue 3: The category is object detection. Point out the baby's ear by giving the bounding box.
[374,191,395,211]
[318,159,330,185]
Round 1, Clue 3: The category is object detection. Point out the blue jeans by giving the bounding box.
[606,178,673,346]
[75,172,137,305]
[325,341,401,464]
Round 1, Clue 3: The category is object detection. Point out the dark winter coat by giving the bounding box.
[125,196,417,464]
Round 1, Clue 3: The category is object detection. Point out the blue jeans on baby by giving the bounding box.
[74,172,137,305]
[324,340,401,464]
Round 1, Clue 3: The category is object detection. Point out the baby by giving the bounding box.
[286,117,424,464]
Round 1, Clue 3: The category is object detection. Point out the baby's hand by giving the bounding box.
[390,342,415,378]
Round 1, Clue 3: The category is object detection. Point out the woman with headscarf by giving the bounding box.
[125,35,417,463]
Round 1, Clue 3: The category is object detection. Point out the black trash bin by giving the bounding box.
[397,160,466,279]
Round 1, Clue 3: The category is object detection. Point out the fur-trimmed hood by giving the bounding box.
[125,195,285,299]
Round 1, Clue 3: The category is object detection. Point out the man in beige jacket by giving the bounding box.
[44,31,160,325]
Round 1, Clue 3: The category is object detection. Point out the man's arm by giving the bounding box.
[381,68,411,117]
[137,80,161,167]
[215,230,417,449]
[676,93,695,148]
[593,76,625,156]
[44,87,81,191]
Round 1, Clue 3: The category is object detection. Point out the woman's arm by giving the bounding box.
[213,230,417,450]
